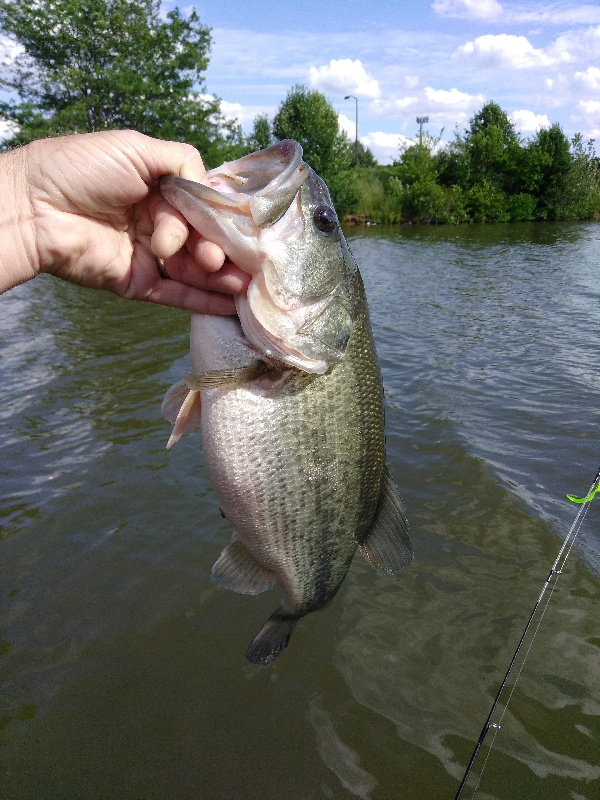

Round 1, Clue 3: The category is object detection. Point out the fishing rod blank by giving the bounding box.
[454,466,600,800]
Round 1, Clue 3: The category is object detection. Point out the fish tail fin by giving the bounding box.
[245,613,298,667]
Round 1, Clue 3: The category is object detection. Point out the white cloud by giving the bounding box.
[338,112,355,138]
[456,34,568,69]
[0,119,18,141]
[433,1,600,25]
[578,99,600,115]
[371,95,418,115]
[574,66,600,92]
[405,75,420,89]
[370,86,484,139]
[0,34,23,65]
[308,58,380,100]
[511,109,550,132]
[424,87,480,108]
[432,0,503,21]
[508,5,600,26]
[548,24,600,61]
[360,131,414,165]
[198,94,274,129]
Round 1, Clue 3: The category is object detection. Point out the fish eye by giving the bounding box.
[313,205,337,234]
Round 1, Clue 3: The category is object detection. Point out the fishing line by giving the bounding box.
[454,465,600,800]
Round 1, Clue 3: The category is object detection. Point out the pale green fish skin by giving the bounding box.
[160,141,412,666]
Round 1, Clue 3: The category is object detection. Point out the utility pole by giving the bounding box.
[345,95,358,166]
[416,115,429,147]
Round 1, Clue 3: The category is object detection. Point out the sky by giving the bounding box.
[1,1,599,163]
[187,0,600,163]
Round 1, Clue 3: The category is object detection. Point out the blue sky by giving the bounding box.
[190,0,600,163]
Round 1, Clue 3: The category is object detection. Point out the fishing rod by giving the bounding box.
[454,465,600,800]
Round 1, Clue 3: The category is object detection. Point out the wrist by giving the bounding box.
[0,145,39,294]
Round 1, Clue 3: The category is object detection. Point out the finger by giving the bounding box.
[147,280,238,315]
[164,249,250,294]
[121,247,239,315]
[186,229,226,273]
[151,197,189,260]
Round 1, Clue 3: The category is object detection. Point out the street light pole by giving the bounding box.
[345,95,358,166]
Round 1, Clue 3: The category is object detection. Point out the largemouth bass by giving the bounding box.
[160,140,412,666]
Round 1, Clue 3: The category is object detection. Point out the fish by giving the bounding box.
[159,140,412,666]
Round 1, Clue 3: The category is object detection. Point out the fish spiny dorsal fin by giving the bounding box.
[211,536,276,595]
[359,466,413,574]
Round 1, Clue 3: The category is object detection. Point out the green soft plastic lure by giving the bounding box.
[567,483,600,504]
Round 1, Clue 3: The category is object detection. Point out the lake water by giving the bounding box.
[1,222,599,800]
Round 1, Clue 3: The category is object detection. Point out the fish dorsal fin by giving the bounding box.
[211,536,277,595]
[184,361,268,390]
[359,466,413,574]
[161,380,203,449]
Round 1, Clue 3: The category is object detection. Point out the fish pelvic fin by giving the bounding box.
[245,613,298,667]
[359,465,413,574]
[211,536,277,595]
[161,381,202,449]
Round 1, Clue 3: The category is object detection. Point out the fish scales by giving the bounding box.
[160,140,412,665]
[202,297,384,614]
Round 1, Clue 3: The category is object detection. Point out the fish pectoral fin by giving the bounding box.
[161,380,202,449]
[245,612,298,667]
[359,466,413,574]
[184,361,268,390]
[211,537,277,595]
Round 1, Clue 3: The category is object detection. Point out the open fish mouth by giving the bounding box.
[159,140,357,374]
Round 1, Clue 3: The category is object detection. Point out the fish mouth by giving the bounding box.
[160,140,346,374]
[159,140,309,232]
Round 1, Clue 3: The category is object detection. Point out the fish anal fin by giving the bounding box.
[245,614,298,667]
[359,466,413,574]
[211,537,276,595]
[161,381,202,449]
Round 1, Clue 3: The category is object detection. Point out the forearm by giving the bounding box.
[0,145,38,294]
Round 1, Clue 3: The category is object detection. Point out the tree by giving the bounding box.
[272,85,352,177]
[0,0,233,162]
[558,134,600,219]
[352,140,378,168]
[246,113,273,152]
[272,84,356,215]
[519,124,571,218]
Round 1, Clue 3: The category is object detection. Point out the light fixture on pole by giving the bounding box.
[345,95,358,166]
[416,116,429,147]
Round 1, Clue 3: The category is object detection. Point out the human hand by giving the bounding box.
[5,130,250,313]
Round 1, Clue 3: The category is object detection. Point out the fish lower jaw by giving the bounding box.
[236,304,329,374]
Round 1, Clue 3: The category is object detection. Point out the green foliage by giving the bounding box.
[321,168,358,219]
[0,0,233,160]
[349,167,402,223]
[272,84,356,215]
[347,101,600,225]
[465,182,510,222]
[272,85,352,176]
[392,137,440,186]
[350,140,378,168]
[440,102,522,195]
[518,124,571,218]
[555,134,600,220]
[507,193,538,221]
[246,114,273,152]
